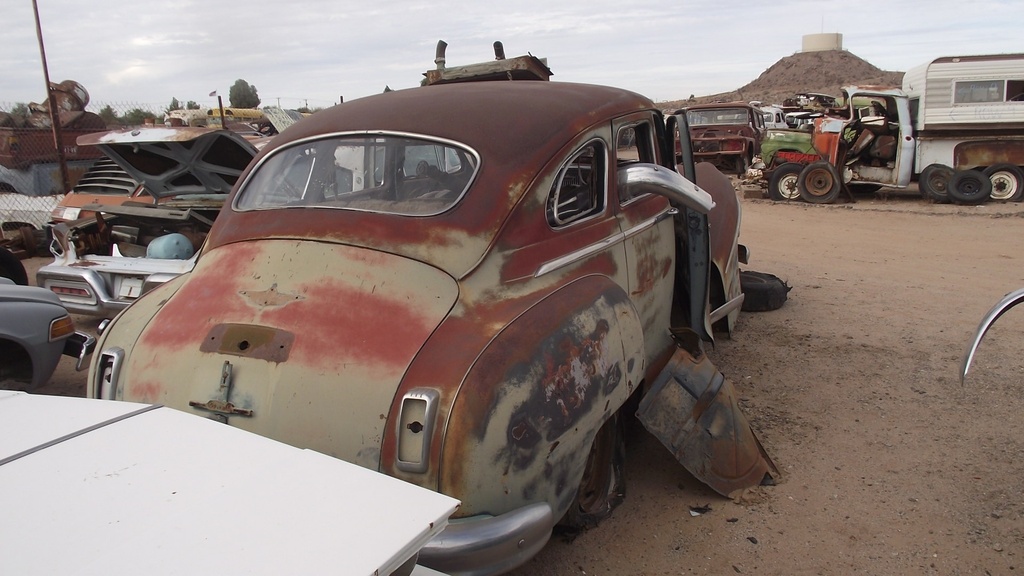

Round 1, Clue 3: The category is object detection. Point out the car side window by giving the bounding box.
[616,121,656,204]
[547,140,606,227]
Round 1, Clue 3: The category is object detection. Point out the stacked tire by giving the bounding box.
[920,163,1024,204]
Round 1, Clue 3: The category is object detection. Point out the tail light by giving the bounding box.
[396,389,440,474]
[95,347,124,399]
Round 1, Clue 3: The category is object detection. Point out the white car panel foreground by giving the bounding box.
[0,391,459,576]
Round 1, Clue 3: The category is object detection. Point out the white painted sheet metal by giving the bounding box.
[0,391,459,576]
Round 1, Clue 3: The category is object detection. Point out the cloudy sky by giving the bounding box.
[3,0,1022,112]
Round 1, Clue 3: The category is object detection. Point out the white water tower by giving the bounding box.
[802,33,843,52]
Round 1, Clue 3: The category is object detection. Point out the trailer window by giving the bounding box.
[953,80,1005,104]
[1008,80,1024,102]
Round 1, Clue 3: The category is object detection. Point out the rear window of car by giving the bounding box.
[235,135,478,216]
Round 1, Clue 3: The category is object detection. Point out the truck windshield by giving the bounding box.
[235,135,478,216]
[687,108,750,126]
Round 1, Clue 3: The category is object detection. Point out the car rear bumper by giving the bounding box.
[63,331,96,371]
[36,264,177,317]
[416,501,553,576]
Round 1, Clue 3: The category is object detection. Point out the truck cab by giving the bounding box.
[809,86,916,190]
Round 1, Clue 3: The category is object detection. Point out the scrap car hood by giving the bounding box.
[76,127,258,199]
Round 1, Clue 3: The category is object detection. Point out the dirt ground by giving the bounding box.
[27,186,1024,575]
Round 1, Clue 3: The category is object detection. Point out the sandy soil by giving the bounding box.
[26,187,1024,575]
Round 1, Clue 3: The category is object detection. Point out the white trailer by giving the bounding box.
[902,53,1024,202]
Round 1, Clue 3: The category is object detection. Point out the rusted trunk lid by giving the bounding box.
[117,239,459,470]
[636,336,777,497]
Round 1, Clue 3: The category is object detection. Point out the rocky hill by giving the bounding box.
[659,49,905,110]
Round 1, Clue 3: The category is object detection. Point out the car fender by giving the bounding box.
[0,284,72,388]
[86,273,189,399]
[434,275,644,520]
[696,162,744,334]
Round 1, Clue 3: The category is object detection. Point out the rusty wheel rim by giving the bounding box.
[804,167,835,197]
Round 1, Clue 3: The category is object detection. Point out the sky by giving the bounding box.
[3,0,1023,113]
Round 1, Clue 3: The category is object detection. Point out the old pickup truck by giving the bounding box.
[679,101,766,175]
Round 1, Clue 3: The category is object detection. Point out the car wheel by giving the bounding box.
[767,163,803,201]
[983,163,1024,202]
[798,161,841,204]
[0,247,28,286]
[919,164,954,203]
[558,412,625,532]
[948,169,992,205]
[740,270,791,312]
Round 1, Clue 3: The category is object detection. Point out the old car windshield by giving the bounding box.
[235,135,478,216]
[687,108,750,126]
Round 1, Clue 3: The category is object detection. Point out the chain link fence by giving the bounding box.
[0,99,162,232]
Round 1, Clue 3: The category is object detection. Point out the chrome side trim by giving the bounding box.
[962,287,1024,384]
[534,233,624,278]
[622,207,676,240]
[709,293,745,325]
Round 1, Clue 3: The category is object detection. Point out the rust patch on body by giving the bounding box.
[262,279,435,372]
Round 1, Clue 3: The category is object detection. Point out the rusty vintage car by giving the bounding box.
[680,101,766,175]
[88,79,775,575]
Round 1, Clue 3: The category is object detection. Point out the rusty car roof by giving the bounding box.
[257,81,653,162]
[208,81,659,279]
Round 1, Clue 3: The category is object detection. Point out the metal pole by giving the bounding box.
[31,0,71,194]
[217,95,226,128]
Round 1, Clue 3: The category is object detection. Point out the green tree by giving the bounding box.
[186,100,200,110]
[228,79,260,108]
[166,97,182,113]
[97,105,119,126]
[121,108,154,126]
[10,103,29,118]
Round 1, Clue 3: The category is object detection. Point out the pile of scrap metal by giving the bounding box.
[0,80,106,169]
[0,225,45,282]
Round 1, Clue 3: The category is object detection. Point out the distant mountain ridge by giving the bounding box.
[659,49,905,110]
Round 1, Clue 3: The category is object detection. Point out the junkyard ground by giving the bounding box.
[29,185,1024,575]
